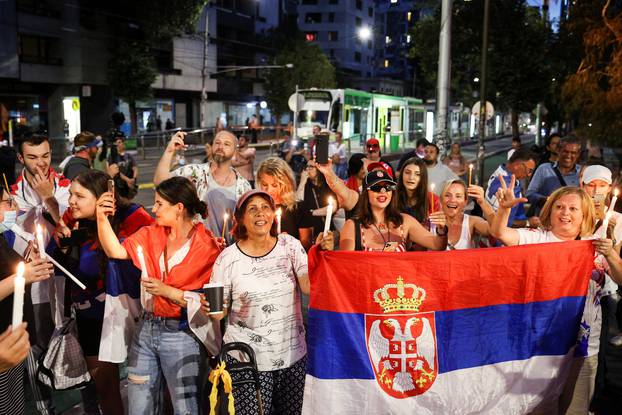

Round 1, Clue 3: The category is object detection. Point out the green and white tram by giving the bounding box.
[294,88,425,154]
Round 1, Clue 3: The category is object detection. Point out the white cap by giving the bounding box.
[582,165,612,185]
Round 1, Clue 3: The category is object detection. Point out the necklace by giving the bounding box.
[372,222,389,246]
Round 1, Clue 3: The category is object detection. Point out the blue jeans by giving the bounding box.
[127,315,205,415]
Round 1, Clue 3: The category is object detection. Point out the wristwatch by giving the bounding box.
[436,225,448,236]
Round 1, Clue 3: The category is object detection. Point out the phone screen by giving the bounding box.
[315,135,329,164]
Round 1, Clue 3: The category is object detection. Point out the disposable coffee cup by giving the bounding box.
[203,283,224,314]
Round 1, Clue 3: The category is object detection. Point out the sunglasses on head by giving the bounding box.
[368,183,396,193]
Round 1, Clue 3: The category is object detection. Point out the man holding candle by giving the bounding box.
[486,149,538,227]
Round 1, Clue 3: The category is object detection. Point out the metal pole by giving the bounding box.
[200,4,210,129]
[293,84,298,141]
[477,0,490,186]
[535,102,542,146]
[435,0,452,154]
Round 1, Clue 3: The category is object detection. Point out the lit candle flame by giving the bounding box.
[17,261,25,277]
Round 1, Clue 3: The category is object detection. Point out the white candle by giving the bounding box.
[609,188,619,214]
[36,223,46,259]
[323,197,334,236]
[468,164,474,186]
[276,208,282,234]
[221,213,229,239]
[10,224,87,290]
[136,245,148,280]
[12,262,25,330]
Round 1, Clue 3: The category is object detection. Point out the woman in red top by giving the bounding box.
[96,176,221,414]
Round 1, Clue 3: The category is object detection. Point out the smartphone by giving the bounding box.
[593,194,606,219]
[315,135,329,164]
[108,179,115,198]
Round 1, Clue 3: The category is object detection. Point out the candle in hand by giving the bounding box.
[136,245,148,279]
[221,213,229,239]
[36,223,46,259]
[323,197,334,236]
[429,184,436,214]
[275,208,282,234]
[12,262,26,330]
[609,188,619,214]
[468,164,474,186]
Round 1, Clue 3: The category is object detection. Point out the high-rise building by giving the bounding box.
[298,0,376,78]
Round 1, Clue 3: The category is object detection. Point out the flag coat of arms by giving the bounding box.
[303,241,595,414]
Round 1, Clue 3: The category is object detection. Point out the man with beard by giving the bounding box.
[62,131,102,180]
[424,142,457,195]
[154,130,251,243]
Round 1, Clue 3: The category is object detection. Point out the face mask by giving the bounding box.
[0,210,17,233]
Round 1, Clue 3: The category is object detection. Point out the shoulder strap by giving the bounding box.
[354,220,362,251]
[552,165,567,187]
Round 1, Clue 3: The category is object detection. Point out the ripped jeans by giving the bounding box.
[127,315,205,415]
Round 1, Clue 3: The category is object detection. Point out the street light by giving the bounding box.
[357,26,372,41]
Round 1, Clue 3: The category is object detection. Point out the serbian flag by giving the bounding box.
[303,241,595,414]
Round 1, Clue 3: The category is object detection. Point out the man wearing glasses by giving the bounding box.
[486,149,538,227]
[526,136,582,215]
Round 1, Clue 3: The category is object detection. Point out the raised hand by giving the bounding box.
[316,230,335,251]
[467,185,486,205]
[96,192,116,219]
[495,174,527,210]
[429,211,447,228]
[165,131,188,154]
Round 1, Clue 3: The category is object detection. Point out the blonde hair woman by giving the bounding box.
[256,157,313,249]
[491,179,622,415]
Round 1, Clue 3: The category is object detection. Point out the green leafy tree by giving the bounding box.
[411,0,552,138]
[137,0,207,43]
[108,42,157,135]
[264,38,337,125]
[561,0,622,145]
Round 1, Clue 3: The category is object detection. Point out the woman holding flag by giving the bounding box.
[96,176,221,414]
[340,170,447,251]
[491,177,622,415]
[54,170,152,414]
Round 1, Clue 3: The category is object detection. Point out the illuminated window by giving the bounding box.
[384,59,389,68]
[385,36,391,44]
[406,34,411,43]
[391,0,398,3]
[407,11,412,21]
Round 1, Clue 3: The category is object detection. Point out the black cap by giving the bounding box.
[364,170,397,189]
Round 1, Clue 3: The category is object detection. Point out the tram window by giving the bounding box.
[329,101,342,131]
[298,110,329,125]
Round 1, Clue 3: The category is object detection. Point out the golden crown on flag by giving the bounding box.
[373,276,426,313]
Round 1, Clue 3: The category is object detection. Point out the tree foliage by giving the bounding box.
[264,38,337,119]
[410,0,552,137]
[137,0,207,43]
[108,42,157,134]
[561,0,622,145]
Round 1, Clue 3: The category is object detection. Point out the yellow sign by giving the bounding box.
[71,98,80,111]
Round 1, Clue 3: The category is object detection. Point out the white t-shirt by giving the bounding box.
[515,228,608,357]
[211,234,308,371]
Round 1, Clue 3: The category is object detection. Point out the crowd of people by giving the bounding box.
[1,127,622,415]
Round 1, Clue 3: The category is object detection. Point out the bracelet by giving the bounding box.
[436,225,448,236]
